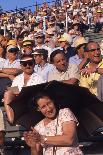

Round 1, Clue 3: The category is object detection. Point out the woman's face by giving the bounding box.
[37,96,56,119]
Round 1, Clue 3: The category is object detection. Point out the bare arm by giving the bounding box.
[3,90,16,123]
[0,68,22,76]
[43,121,77,146]
[63,78,79,85]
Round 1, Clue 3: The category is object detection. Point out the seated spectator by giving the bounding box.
[69,37,87,67]
[3,55,45,123]
[79,41,103,96]
[48,49,80,85]
[34,31,52,58]
[32,48,55,82]
[21,37,34,56]
[0,45,21,101]
[24,92,83,155]
[11,55,45,92]
[58,34,76,61]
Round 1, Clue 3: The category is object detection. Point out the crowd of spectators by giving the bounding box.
[0,0,103,154]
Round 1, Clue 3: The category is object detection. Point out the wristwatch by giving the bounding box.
[41,136,47,147]
[44,137,47,143]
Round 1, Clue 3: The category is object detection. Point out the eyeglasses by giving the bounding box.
[20,60,34,67]
[88,48,100,52]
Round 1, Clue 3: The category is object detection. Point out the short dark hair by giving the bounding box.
[50,50,65,63]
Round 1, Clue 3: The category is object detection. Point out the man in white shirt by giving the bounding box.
[3,55,45,123]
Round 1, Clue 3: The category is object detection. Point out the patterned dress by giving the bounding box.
[35,108,83,155]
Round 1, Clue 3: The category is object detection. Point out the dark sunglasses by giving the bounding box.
[20,60,34,67]
[89,48,100,52]
[8,48,18,53]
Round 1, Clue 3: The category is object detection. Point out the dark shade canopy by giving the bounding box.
[9,81,103,141]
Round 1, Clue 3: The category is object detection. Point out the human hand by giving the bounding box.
[8,74,15,80]
[23,131,37,148]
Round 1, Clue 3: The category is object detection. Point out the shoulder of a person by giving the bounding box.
[68,63,78,68]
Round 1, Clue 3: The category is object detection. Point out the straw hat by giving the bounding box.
[74,37,87,48]
[7,45,19,52]
[58,33,72,43]
[23,37,33,46]
[7,40,17,46]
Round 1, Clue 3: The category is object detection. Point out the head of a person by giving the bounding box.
[32,48,48,65]
[85,42,102,64]
[35,31,45,45]
[6,45,19,61]
[23,38,33,55]
[74,37,87,57]
[20,55,35,75]
[17,35,24,47]
[34,92,57,119]
[50,49,68,72]
[58,35,72,48]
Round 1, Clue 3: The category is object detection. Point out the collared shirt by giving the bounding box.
[12,72,45,92]
[69,54,82,66]
[2,59,21,69]
[0,109,5,131]
[48,63,80,82]
[34,63,55,82]
[79,60,103,96]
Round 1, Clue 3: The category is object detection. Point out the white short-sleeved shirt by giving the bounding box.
[35,108,83,155]
[2,59,21,69]
[12,72,45,92]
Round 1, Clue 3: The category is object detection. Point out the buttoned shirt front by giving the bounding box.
[12,72,45,92]
[34,63,55,82]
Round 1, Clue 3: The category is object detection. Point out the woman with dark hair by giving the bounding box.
[24,92,83,155]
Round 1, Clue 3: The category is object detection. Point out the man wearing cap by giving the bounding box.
[22,37,34,56]
[0,45,21,100]
[32,48,55,82]
[58,34,76,61]
[34,30,52,58]
[3,55,45,123]
[69,37,88,67]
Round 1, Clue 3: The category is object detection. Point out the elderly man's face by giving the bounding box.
[53,53,68,72]
[88,42,102,64]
